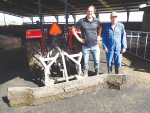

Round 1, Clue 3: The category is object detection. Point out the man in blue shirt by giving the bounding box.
[72,5,101,77]
[102,12,127,74]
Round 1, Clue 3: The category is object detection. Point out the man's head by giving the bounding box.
[110,12,118,25]
[86,5,96,18]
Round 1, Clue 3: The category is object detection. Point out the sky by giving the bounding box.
[0,11,144,25]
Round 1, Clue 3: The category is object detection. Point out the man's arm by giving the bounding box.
[102,27,108,53]
[72,27,85,43]
[121,24,127,53]
[97,26,102,41]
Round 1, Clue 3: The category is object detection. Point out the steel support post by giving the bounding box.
[64,0,70,50]
[38,0,46,53]
[136,33,140,55]
[127,12,129,22]
[144,34,148,59]
[55,16,58,23]
[29,17,33,24]
[130,32,132,52]
[22,17,23,24]
[96,13,99,19]
[65,0,68,32]
[72,15,76,24]
[3,12,6,26]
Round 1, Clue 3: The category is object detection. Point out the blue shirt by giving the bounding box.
[74,16,101,47]
[102,22,127,52]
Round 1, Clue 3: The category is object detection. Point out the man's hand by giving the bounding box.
[97,36,101,41]
[104,48,108,53]
[122,48,126,53]
[72,27,85,44]
[79,38,85,43]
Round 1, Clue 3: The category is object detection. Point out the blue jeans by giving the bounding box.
[82,44,100,70]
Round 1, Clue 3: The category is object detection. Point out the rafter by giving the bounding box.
[0,0,148,17]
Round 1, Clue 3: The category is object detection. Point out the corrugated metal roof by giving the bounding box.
[0,0,148,17]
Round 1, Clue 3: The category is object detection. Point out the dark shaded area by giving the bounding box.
[0,46,45,86]
[88,70,103,76]
[127,48,150,61]
[123,52,150,73]
[0,46,81,86]
[0,24,66,45]
[123,22,142,31]
[2,97,10,107]
[0,22,142,46]
[0,0,147,17]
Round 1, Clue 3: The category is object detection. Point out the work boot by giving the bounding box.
[83,69,88,77]
[115,66,119,74]
[95,69,99,75]
[108,66,112,74]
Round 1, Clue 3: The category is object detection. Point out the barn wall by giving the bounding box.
[0,22,142,45]
[142,14,150,32]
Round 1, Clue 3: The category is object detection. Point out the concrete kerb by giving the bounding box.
[8,74,126,107]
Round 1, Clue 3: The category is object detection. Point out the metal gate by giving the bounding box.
[126,30,150,61]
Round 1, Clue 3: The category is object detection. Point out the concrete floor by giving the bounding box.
[0,45,150,113]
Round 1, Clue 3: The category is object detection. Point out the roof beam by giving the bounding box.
[0,0,148,17]
[59,0,85,14]
[98,0,114,12]
[117,0,129,12]
[31,0,65,16]
[1,0,38,17]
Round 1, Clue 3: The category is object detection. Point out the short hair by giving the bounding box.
[86,5,96,13]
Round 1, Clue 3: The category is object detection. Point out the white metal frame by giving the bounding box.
[39,47,82,86]
[126,30,150,61]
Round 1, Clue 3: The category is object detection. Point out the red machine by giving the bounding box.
[26,23,82,78]
[26,23,81,54]
[68,27,81,50]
